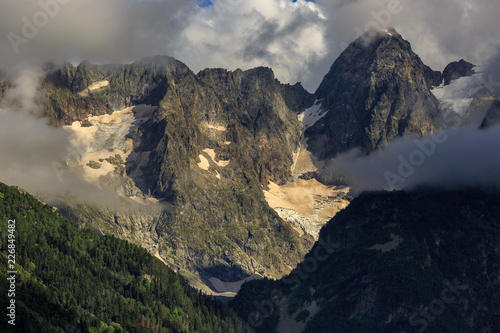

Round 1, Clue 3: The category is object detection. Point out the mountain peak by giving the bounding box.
[306,29,442,160]
[351,27,404,49]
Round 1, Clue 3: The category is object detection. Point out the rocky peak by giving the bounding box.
[442,59,475,86]
[41,56,195,126]
[305,28,442,160]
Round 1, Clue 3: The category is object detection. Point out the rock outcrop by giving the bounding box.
[442,59,476,86]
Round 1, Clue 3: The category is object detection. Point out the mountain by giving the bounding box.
[230,188,500,333]
[0,182,253,332]
[305,28,443,161]
[33,56,318,290]
[1,28,492,301]
[431,59,499,129]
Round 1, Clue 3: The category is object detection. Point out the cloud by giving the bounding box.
[178,0,500,90]
[0,0,194,72]
[327,123,500,194]
[1,0,499,91]
[0,68,135,208]
[322,59,500,195]
[178,0,328,90]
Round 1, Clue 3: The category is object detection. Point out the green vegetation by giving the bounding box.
[0,183,253,333]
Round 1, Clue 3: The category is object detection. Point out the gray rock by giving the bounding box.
[442,59,475,86]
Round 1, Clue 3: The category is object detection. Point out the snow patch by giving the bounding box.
[292,100,326,176]
[197,148,230,171]
[431,68,486,117]
[203,148,230,167]
[63,105,156,187]
[197,154,210,171]
[78,80,110,96]
[205,123,227,131]
[299,100,327,129]
[88,80,109,91]
[370,234,404,253]
[263,179,349,240]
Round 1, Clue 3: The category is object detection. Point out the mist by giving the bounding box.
[328,123,500,194]
[0,68,140,209]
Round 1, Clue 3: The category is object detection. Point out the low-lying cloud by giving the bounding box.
[0,68,134,208]
[329,123,500,194]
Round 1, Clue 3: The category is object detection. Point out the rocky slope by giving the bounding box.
[35,57,317,289]
[231,189,500,333]
[0,182,254,332]
[305,28,443,161]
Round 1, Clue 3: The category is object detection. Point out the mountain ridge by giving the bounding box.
[0,29,490,297]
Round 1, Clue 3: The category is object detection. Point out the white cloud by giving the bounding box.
[0,0,499,91]
[176,0,328,90]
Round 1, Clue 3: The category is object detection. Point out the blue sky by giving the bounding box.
[197,0,213,7]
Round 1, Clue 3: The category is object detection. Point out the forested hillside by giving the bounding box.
[0,183,253,333]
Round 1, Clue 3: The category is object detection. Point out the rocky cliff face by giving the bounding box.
[306,28,442,160]
[42,56,193,126]
[39,57,315,287]
[231,189,500,333]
